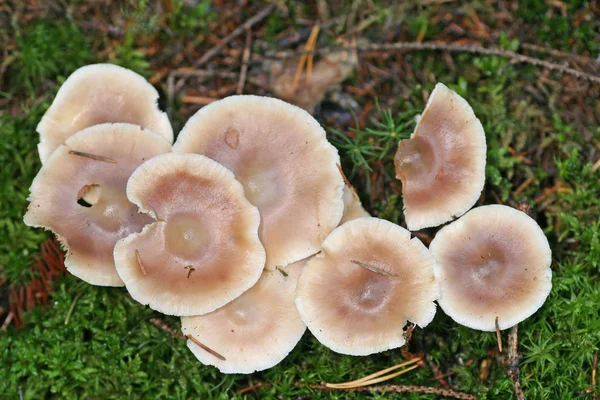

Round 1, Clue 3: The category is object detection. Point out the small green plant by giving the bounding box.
[9,22,90,93]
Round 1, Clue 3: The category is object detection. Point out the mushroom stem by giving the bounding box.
[68,150,117,163]
[134,249,147,276]
[350,260,398,277]
[186,334,226,361]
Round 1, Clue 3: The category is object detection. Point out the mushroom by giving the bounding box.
[429,205,552,331]
[173,95,344,269]
[181,259,306,373]
[295,217,438,356]
[37,64,173,164]
[339,185,369,225]
[113,153,265,316]
[394,83,486,231]
[23,123,172,286]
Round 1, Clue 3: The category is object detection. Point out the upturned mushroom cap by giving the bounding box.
[295,217,438,356]
[181,260,306,373]
[429,205,552,331]
[113,153,265,316]
[37,64,173,164]
[24,123,172,286]
[339,185,370,225]
[173,95,344,268]
[394,83,486,231]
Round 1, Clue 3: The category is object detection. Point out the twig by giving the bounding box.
[592,157,600,172]
[495,316,503,352]
[135,249,147,276]
[593,350,598,400]
[149,318,185,340]
[350,260,398,277]
[195,5,273,67]
[513,176,535,197]
[68,150,117,163]
[291,24,320,94]
[521,43,597,67]
[326,358,421,388]
[267,41,600,84]
[236,382,272,395]
[505,324,525,400]
[236,28,252,95]
[186,334,226,361]
[181,95,218,105]
[308,383,477,399]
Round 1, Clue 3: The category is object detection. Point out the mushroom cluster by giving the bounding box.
[25,65,552,374]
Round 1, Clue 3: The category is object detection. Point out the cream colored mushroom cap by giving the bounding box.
[295,217,438,356]
[37,64,173,164]
[429,205,552,331]
[24,123,172,286]
[113,153,265,316]
[173,95,344,269]
[181,260,306,373]
[394,83,486,231]
[339,185,370,225]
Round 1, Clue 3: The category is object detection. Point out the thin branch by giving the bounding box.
[68,150,117,163]
[236,28,252,95]
[186,334,226,361]
[195,5,273,67]
[307,383,477,399]
[266,41,600,84]
[505,324,525,400]
[350,260,398,277]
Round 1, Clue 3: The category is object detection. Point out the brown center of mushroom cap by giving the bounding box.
[394,136,437,182]
[444,238,524,304]
[164,213,211,259]
[345,269,394,312]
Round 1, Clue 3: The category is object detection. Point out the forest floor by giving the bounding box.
[0,1,599,399]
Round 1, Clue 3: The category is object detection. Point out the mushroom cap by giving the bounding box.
[394,83,486,231]
[113,153,265,316]
[295,217,438,356]
[181,260,306,373]
[429,205,552,331]
[173,95,344,268]
[37,64,173,164]
[24,123,172,286]
[339,185,370,225]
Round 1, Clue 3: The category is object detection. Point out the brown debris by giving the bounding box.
[68,150,117,164]
[186,334,226,361]
[350,259,398,277]
[4,239,67,329]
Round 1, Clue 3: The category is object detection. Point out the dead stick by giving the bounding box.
[195,6,273,67]
[307,383,477,399]
[506,324,525,400]
[187,334,226,361]
[267,42,600,84]
[236,28,252,95]
[496,317,503,353]
[351,260,398,277]
[593,350,598,400]
[68,150,117,163]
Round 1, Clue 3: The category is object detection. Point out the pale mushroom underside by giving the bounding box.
[173,95,345,269]
[429,205,552,331]
[296,217,439,356]
[37,63,173,164]
[182,260,306,374]
[24,123,172,286]
[114,153,265,316]
[394,83,487,231]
